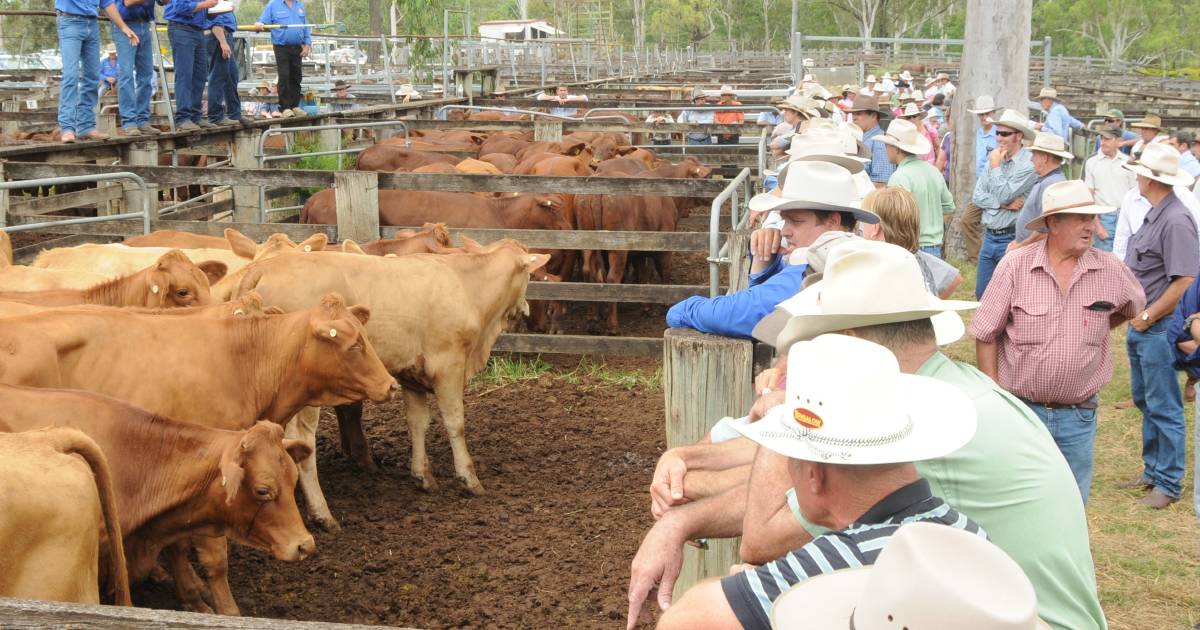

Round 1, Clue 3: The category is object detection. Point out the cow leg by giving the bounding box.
[194,535,240,616]
[404,387,437,491]
[334,401,376,471]
[163,541,214,614]
[604,251,628,335]
[434,372,484,495]
[285,408,340,532]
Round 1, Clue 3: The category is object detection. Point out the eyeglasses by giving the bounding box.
[995,130,1018,138]
[1104,118,1120,123]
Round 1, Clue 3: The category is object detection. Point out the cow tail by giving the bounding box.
[299,195,313,224]
[51,428,131,606]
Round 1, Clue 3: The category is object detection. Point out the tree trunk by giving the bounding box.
[367,0,383,63]
[947,0,1032,261]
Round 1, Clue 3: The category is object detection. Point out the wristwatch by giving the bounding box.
[1141,311,1150,322]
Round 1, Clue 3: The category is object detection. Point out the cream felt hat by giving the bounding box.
[1037,87,1058,100]
[735,334,976,464]
[1130,113,1163,129]
[785,130,870,173]
[1123,141,1195,187]
[870,118,933,155]
[1024,179,1115,231]
[967,94,1001,114]
[992,108,1036,139]
[1028,131,1074,160]
[748,161,879,223]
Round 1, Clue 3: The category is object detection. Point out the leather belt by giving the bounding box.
[57,10,97,19]
[986,227,1015,236]
[1019,397,1099,410]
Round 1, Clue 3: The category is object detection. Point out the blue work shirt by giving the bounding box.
[100,56,118,79]
[56,0,98,16]
[259,0,312,46]
[163,0,208,28]
[1170,279,1200,377]
[207,10,237,32]
[98,0,156,22]
[863,125,897,184]
[975,126,997,178]
[666,255,808,338]
[1041,102,1082,143]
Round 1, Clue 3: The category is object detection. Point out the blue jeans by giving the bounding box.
[975,229,1014,299]
[112,21,153,129]
[1194,383,1200,519]
[56,15,100,134]
[167,23,207,125]
[1094,211,1118,252]
[920,245,943,258]
[1023,399,1099,503]
[1128,319,1186,499]
[206,35,242,122]
[687,136,713,145]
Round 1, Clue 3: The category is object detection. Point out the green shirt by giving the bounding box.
[888,156,955,247]
[787,352,1106,630]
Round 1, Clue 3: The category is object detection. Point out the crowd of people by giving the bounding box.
[646,69,1200,629]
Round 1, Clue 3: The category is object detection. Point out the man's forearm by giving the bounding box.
[667,486,748,540]
[677,437,758,472]
[976,339,999,380]
[1148,277,1196,322]
[213,26,229,47]
[683,466,751,502]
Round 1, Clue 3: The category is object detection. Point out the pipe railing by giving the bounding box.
[707,167,752,296]
[0,172,151,235]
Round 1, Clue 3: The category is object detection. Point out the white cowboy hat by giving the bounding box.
[1037,87,1058,100]
[752,240,978,350]
[1024,179,1116,231]
[395,84,422,98]
[870,118,932,156]
[776,94,821,118]
[881,72,893,80]
[967,94,1001,114]
[1028,131,1074,160]
[992,109,1036,139]
[898,70,913,81]
[785,130,870,173]
[735,334,976,464]
[802,57,815,67]
[1122,141,1196,187]
[748,161,880,222]
[770,523,1050,630]
[719,84,736,95]
[865,74,877,84]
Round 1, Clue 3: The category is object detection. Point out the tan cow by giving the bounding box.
[0,229,11,266]
[0,427,130,606]
[334,223,451,256]
[0,250,225,308]
[123,228,255,253]
[209,232,329,302]
[0,265,112,291]
[0,291,280,320]
[0,386,314,616]
[33,243,252,277]
[236,242,549,504]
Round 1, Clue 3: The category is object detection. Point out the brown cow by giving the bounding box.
[301,189,572,232]
[209,233,329,302]
[0,250,225,308]
[514,151,595,176]
[514,140,588,163]
[356,144,460,172]
[0,427,130,606]
[479,152,518,173]
[0,386,313,616]
[236,243,549,498]
[477,134,530,157]
[411,162,459,174]
[406,129,487,146]
[0,291,281,320]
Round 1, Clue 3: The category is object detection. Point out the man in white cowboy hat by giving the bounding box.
[665,162,878,339]
[1033,87,1082,144]
[861,74,878,96]
[773,126,873,198]
[877,72,895,95]
[1117,142,1200,509]
[98,43,118,98]
[972,109,1039,299]
[1010,131,1073,248]
[1112,151,1200,260]
[653,332,983,630]
[770,522,1050,630]
[874,118,954,258]
[767,94,819,156]
[633,240,1108,630]
[678,87,716,145]
[1128,113,1169,155]
[1085,128,1137,252]
[974,180,1146,503]
[847,94,895,188]
[714,85,744,145]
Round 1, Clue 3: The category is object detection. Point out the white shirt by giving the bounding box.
[1113,185,1200,260]
[878,79,896,94]
[1084,151,1136,207]
[1131,133,1168,156]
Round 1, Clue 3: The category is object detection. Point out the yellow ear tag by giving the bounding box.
[151,285,160,294]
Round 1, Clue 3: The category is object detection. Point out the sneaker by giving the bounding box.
[281,109,295,118]
[291,107,306,117]
[81,130,110,140]
[121,127,142,137]
[177,121,201,132]
[138,125,162,135]
[196,119,216,129]
[61,131,76,144]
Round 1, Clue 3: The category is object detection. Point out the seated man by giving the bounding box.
[665,160,878,338]
[655,332,983,630]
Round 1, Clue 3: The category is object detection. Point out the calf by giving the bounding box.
[0,427,129,606]
[335,223,451,256]
[33,242,252,278]
[477,134,530,157]
[122,228,256,254]
[0,250,224,308]
[0,291,280,320]
[514,140,587,163]
[479,152,518,174]
[301,189,572,231]
[356,144,460,172]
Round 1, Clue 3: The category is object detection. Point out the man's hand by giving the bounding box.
[748,390,785,422]
[750,227,782,263]
[1178,339,1199,355]
[220,42,231,58]
[1003,195,1025,210]
[123,28,139,46]
[650,449,689,519]
[1005,240,1020,253]
[1131,312,1152,333]
[253,22,265,32]
[627,516,687,629]
[989,146,1008,168]
[301,44,311,59]
[754,367,783,395]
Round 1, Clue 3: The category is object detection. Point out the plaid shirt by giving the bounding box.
[972,241,1146,404]
[863,125,897,183]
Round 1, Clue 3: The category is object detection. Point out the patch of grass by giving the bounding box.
[470,356,554,389]
[563,357,663,391]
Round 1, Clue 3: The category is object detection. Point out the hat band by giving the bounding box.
[1045,199,1096,214]
[761,415,914,461]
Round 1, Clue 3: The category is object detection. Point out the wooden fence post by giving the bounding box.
[0,160,8,229]
[662,327,755,598]
[1,100,17,137]
[231,129,261,222]
[533,120,563,142]
[725,230,752,295]
[122,140,159,228]
[334,171,379,243]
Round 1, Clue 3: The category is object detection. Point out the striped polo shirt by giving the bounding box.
[720,479,985,630]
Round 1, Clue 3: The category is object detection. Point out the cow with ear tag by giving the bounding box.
[0,250,224,309]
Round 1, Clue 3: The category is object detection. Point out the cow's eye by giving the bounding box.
[254,486,273,500]
[349,342,363,352]
[176,289,190,298]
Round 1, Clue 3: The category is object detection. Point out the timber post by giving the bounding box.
[230,128,261,222]
[122,140,160,226]
[725,230,752,295]
[662,327,755,597]
[533,120,563,142]
[0,100,17,137]
[0,160,7,229]
[334,170,380,243]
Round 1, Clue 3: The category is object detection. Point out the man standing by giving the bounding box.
[100,0,161,136]
[98,45,118,97]
[1010,132,1072,249]
[255,0,311,118]
[55,0,140,143]
[165,0,218,131]
[713,85,743,145]
[1120,142,1199,509]
[1085,130,1136,251]
[1127,114,1168,155]
[848,93,894,188]
[1101,109,1137,154]
[1035,87,1082,143]
[1169,131,1200,177]
[874,118,954,258]
[205,3,242,127]
[678,88,715,145]
[974,180,1145,502]
[972,109,1038,298]
[959,95,1003,262]
[536,84,587,117]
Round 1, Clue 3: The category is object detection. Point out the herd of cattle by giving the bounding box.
[0,124,718,617]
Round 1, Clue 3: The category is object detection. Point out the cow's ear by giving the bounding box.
[298,233,328,252]
[459,236,483,251]
[282,438,313,464]
[524,253,551,274]
[348,304,371,325]
[616,145,638,156]
[196,261,228,285]
[224,228,258,259]
[565,142,587,156]
[341,239,366,255]
[219,451,246,505]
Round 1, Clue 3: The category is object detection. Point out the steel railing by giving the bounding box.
[0,172,151,235]
[707,167,752,296]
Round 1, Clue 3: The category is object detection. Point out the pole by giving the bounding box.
[152,22,175,132]
[442,9,450,93]
[790,0,798,52]
[791,32,802,85]
[1042,36,1052,88]
[381,35,396,105]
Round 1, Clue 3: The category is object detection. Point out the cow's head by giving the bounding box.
[218,422,315,562]
[533,194,574,229]
[142,250,225,308]
[679,157,713,179]
[298,293,397,407]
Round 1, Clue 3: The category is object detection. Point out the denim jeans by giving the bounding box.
[112,21,153,129]
[1128,319,1186,499]
[1023,399,1099,503]
[687,136,713,145]
[206,35,242,122]
[1094,210,1118,252]
[919,245,943,258]
[1194,383,1199,519]
[56,15,100,134]
[167,23,207,125]
[975,229,1014,299]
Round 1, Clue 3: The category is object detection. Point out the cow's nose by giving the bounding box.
[295,536,317,561]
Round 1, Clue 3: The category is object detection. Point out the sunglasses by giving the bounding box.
[995,130,1018,138]
[1104,118,1120,123]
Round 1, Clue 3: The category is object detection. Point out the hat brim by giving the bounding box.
[736,371,976,464]
[1129,121,1161,129]
[967,106,1001,114]
[1024,204,1115,231]
[1030,146,1074,160]
[753,304,966,351]
[995,121,1036,139]
[871,133,932,156]
[748,191,879,223]
[1123,161,1196,187]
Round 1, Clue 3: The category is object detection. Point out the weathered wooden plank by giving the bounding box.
[494,333,662,356]
[405,119,755,135]
[169,198,234,221]
[9,185,123,215]
[527,281,706,303]
[335,171,380,242]
[0,597,411,629]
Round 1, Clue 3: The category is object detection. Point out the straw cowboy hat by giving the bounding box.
[1130,113,1163,130]
[748,161,880,223]
[844,93,890,118]
[735,333,976,464]
[394,84,421,99]
[936,72,951,81]
[771,523,1050,630]
[1037,87,1058,100]
[1024,179,1116,232]
[777,94,821,118]
[898,70,913,81]
[785,129,871,173]
[992,109,1036,139]
[689,87,707,101]
[840,83,857,94]
[1123,142,1196,187]
[967,94,1001,114]
[865,74,878,84]
[1028,131,1074,160]
[719,84,736,96]
[870,118,933,156]
[898,102,924,118]
[752,240,978,350]
[924,76,936,86]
